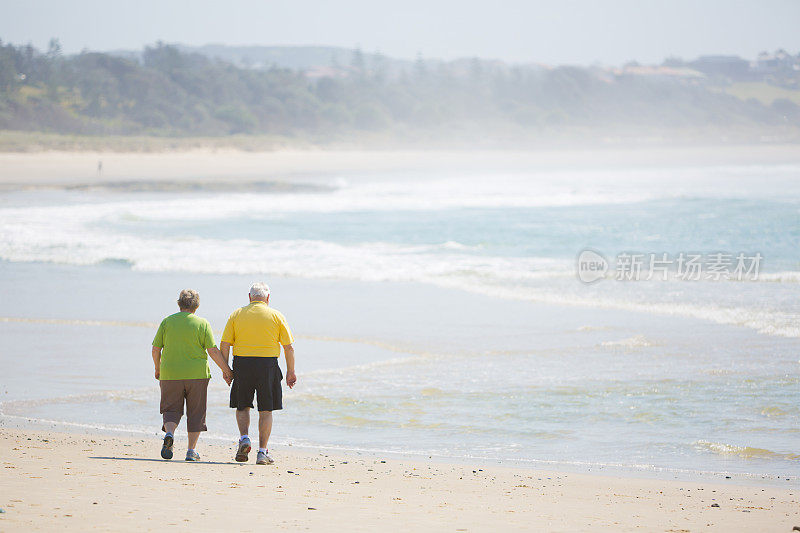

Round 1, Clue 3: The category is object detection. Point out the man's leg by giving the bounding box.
[187,431,200,450]
[163,421,178,435]
[236,407,250,436]
[258,410,273,449]
[231,356,256,462]
[234,407,252,462]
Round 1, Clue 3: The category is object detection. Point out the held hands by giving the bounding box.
[222,367,234,386]
[286,370,297,389]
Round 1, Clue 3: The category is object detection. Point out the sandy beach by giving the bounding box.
[0,428,797,532]
[2,144,800,189]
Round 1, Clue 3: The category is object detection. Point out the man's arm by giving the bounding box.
[151,346,161,380]
[220,341,231,361]
[207,346,233,385]
[283,343,296,388]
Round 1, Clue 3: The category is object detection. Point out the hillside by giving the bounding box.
[1,40,799,146]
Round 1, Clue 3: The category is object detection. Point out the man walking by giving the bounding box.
[221,282,296,465]
[152,289,233,461]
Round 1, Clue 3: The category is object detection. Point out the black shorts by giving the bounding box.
[229,356,283,412]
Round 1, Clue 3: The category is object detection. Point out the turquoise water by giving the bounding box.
[0,161,798,481]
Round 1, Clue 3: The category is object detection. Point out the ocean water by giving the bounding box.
[0,160,798,481]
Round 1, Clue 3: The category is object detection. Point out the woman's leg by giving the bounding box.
[184,379,210,449]
[160,380,183,434]
[187,430,200,449]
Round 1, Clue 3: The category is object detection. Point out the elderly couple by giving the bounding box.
[151,282,296,465]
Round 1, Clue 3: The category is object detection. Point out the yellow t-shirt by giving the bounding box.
[221,301,294,357]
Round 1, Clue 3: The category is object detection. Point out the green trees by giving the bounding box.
[0,40,796,140]
[0,41,19,94]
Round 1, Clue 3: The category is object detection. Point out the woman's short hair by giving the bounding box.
[177,289,200,311]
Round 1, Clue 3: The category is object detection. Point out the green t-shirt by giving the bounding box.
[152,312,217,380]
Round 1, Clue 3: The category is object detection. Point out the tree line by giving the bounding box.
[0,39,798,140]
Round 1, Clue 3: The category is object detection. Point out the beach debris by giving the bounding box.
[287,470,294,474]
[792,527,800,531]
[0,508,5,513]
[725,476,731,479]
[711,503,720,508]
[307,507,316,510]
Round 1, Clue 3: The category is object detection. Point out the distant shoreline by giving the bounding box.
[2,128,800,154]
[2,142,800,191]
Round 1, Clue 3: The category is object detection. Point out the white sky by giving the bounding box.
[1,0,799,65]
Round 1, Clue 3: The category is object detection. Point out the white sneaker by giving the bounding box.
[256,450,273,465]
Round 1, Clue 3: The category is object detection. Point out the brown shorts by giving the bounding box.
[159,378,210,432]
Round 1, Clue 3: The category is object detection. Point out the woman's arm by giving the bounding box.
[151,346,162,379]
[207,346,233,385]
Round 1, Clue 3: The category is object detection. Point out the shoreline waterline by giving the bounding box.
[0,416,795,490]
[1,261,798,484]
[3,144,800,189]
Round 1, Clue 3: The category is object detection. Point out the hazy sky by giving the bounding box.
[2,0,798,65]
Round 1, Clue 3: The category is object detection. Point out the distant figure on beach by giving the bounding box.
[97,160,102,176]
[152,289,233,461]
[221,282,296,465]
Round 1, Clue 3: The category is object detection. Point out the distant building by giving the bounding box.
[689,55,750,80]
[618,65,704,81]
[755,49,798,72]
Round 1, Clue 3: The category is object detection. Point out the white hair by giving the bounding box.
[249,282,270,299]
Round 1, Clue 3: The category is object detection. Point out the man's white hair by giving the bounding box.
[249,282,270,299]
